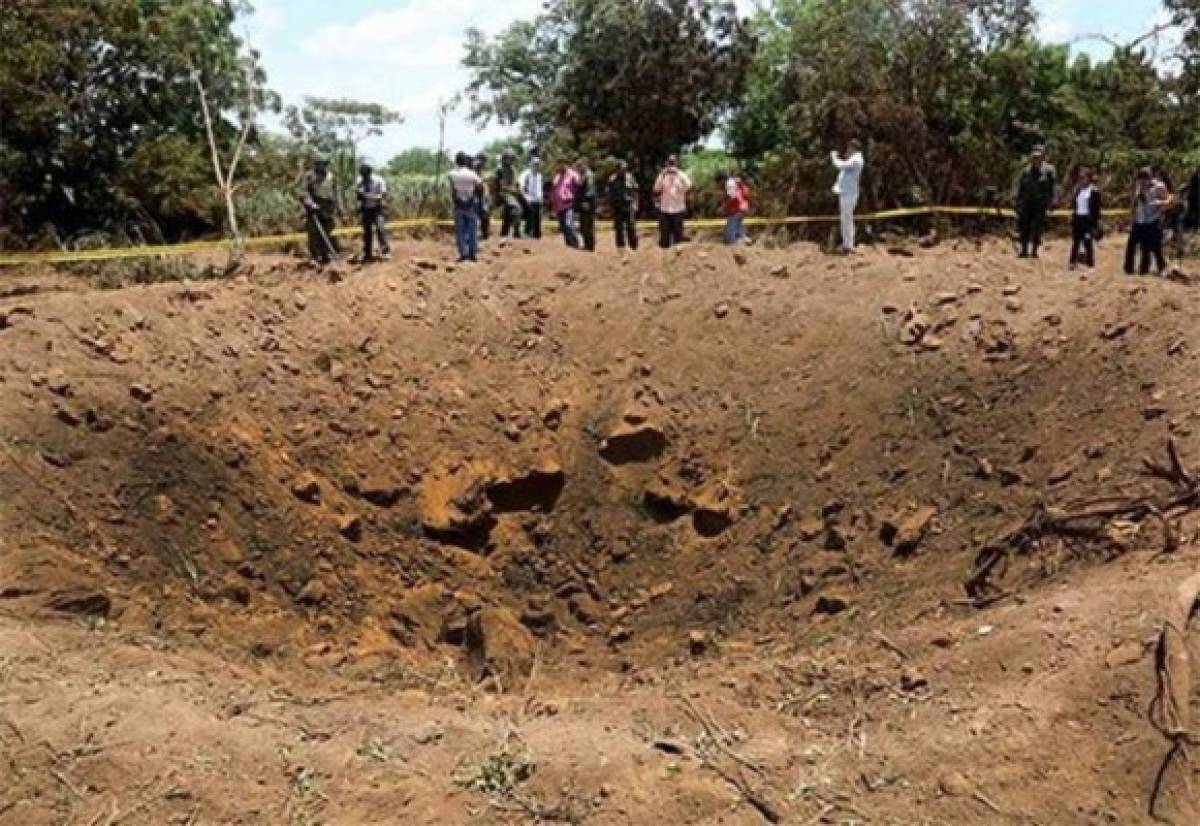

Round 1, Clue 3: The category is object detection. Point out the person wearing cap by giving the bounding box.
[1125,167,1171,276]
[298,154,341,264]
[496,152,523,238]
[519,157,545,239]
[573,157,598,252]
[653,154,692,249]
[448,151,483,263]
[1014,146,1057,258]
[831,140,864,253]
[356,162,391,262]
[607,160,639,250]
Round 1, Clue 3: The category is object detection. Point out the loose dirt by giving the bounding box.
[2,234,1200,824]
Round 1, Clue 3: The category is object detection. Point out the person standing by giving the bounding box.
[653,154,691,249]
[550,160,580,249]
[831,140,864,254]
[1067,166,1101,270]
[473,154,491,242]
[356,162,391,262]
[573,157,598,252]
[519,157,544,239]
[1014,146,1057,258]
[607,160,639,250]
[1125,167,1170,276]
[496,152,523,239]
[1184,167,1199,233]
[715,170,751,245]
[298,154,341,265]
[448,152,483,263]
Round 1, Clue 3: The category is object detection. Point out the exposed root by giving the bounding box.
[965,440,1200,604]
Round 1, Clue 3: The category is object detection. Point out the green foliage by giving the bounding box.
[0,0,275,244]
[463,0,755,194]
[727,0,1200,215]
[386,148,450,177]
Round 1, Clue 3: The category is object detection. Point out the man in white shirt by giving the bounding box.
[831,139,864,253]
[653,154,692,249]
[519,158,544,239]
[356,163,390,261]
[447,152,483,263]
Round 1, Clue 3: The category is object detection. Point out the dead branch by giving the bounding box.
[965,441,1200,603]
[1148,573,1200,821]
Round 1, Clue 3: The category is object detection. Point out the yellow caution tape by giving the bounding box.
[0,206,1073,268]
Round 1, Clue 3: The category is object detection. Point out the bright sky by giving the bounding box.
[243,0,1167,164]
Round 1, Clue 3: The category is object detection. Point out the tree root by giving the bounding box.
[965,440,1200,604]
[1148,572,1200,822]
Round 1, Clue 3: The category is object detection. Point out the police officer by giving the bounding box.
[496,152,523,239]
[473,154,491,241]
[573,157,598,252]
[1014,146,1057,258]
[298,154,340,264]
[607,160,639,250]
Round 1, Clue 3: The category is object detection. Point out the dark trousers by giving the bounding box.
[360,207,390,259]
[578,209,596,252]
[477,202,490,240]
[614,209,638,249]
[1017,208,1046,256]
[305,206,338,263]
[500,199,522,238]
[524,203,542,239]
[556,209,579,248]
[658,212,685,249]
[1125,222,1166,274]
[1069,215,1094,268]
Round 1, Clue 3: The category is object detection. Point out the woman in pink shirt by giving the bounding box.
[550,160,581,249]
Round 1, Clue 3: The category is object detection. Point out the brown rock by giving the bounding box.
[880,506,937,555]
[688,629,711,656]
[464,607,537,691]
[567,593,603,625]
[291,472,321,504]
[486,458,565,514]
[129,383,154,403]
[337,513,363,542]
[296,578,329,606]
[690,483,737,537]
[1104,641,1144,669]
[418,463,495,549]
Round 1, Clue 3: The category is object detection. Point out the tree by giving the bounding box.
[0,0,276,244]
[284,97,402,201]
[463,0,755,200]
[387,148,450,177]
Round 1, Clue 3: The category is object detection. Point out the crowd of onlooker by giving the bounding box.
[294,143,1198,271]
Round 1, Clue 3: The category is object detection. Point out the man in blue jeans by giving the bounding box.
[448,152,483,262]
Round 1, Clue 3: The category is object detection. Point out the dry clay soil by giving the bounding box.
[3,234,1200,825]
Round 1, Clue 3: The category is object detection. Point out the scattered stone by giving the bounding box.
[932,292,958,307]
[1104,641,1144,669]
[813,592,850,615]
[464,607,537,691]
[899,668,929,692]
[1101,321,1130,340]
[47,372,72,396]
[337,513,363,542]
[1004,297,1022,312]
[1001,284,1021,296]
[918,231,939,249]
[296,578,329,606]
[1143,405,1168,421]
[567,593,603,626]
[419,463,496,549]
[690,483,737,537]
[1047,462,1074,485]
[356,477,405,508]
[713,302,730,319]
[291,472,321,504]
[938,771,974,798]
[608,625,634,645]
[769,265,790,278]
[688,629,711,656]
[797,516,825,542]
[899,311,932,346]
[129,383,154,403]
[880,506,937,555]
[486,458,565,514]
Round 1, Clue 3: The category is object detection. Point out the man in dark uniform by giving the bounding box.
[496,152,523,239]
[356,162,390,261]
[607,159,639,250]
[298,154,340,264]
[1014,146,1056,258]
[473,154,491,241]
[573,157,598,252]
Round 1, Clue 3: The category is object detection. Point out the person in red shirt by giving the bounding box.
[715,171,750,245]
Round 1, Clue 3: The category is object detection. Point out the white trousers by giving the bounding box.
[839,193,859,250]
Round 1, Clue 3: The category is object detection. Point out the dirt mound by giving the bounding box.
[2,237,1200,823]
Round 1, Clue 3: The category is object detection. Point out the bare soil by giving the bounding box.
[2,234,1200,824]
